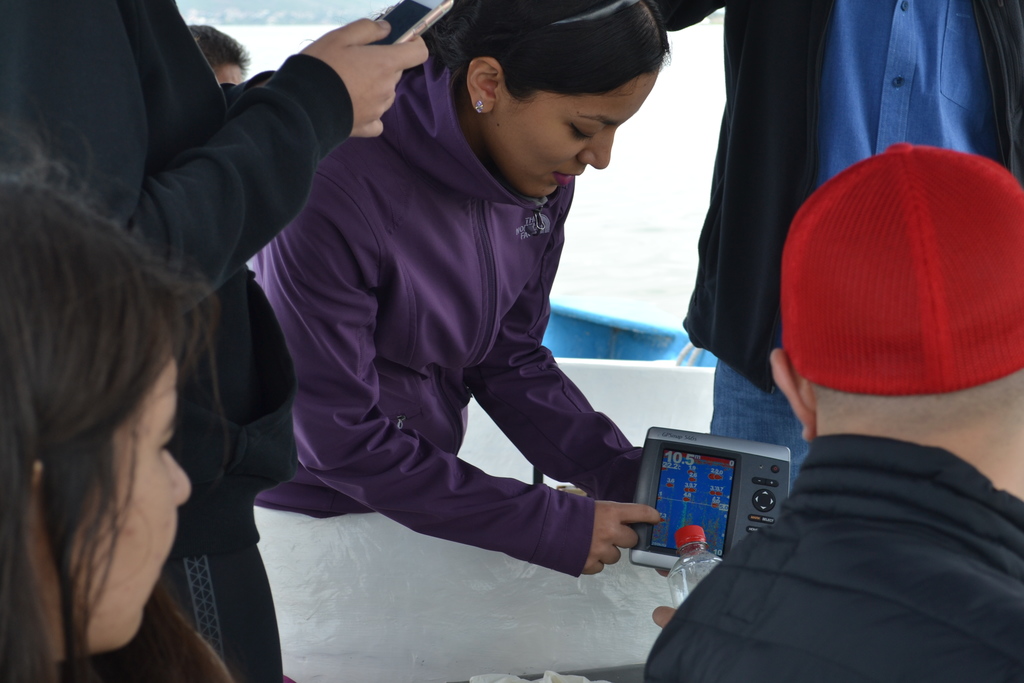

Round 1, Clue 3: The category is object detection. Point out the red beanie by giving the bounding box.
[781,143,1024,395]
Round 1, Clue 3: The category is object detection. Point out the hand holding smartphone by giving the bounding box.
[300,19,429,137]
[373,0,454,45]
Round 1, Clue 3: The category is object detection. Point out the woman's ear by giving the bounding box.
[770,348,818,442]
[464,56,505,114]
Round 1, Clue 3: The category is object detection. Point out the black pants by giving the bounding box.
[164,544,283,683]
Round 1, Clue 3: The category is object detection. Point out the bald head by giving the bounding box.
[772,349,1024,499]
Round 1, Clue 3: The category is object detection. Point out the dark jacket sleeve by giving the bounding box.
[0,0,352,289]
[463,202,644,506]
[131,55,353,287]
[254,176,597,577]
[653,0,724,31]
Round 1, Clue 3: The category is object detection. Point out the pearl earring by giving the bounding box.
[474,100,485,114]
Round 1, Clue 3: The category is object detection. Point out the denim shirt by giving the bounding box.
[817,0,1000,187]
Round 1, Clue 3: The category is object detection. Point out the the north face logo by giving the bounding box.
[516,213,551,240]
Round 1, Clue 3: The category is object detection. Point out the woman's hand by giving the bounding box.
[302,19,429,137]
[583,501,662,574]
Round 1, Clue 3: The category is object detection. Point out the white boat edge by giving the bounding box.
[257,358,715,683]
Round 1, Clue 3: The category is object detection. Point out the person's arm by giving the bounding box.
[463,201,662,574]
[653,0,724,31]
[0,1,423,289]
[132,18,426,286]
[254,175,597,576]
[463,204,642,503]
[130,54,353,286]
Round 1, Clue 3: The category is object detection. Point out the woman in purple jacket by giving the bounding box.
[255,0,668,578]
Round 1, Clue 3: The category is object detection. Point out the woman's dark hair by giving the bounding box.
[424,0,670,98]
[0,160,229,683]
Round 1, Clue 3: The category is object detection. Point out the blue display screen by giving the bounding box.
[651,448,735,556]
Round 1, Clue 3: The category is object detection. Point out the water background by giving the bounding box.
[190,11,726,319]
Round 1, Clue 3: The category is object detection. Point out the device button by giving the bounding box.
[771,465,780,474]
[747,514,775,524]
[746,526,760,533]
[752,477,780,487]
[752,489,776,512]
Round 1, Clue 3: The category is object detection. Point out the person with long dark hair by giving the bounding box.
[0,169,232,683]
[255,0,668,583]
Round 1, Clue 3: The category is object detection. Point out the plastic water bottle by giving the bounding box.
[667,525,722,606]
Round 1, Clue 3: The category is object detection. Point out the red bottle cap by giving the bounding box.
[674,524,707,547]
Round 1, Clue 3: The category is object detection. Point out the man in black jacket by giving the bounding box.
[0,5,427,683]
[654,0,1024,482]
[645,144,1024,682]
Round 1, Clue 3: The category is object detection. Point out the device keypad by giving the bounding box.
[751,489,776,512]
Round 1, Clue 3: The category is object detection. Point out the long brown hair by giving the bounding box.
[0,163,232,683]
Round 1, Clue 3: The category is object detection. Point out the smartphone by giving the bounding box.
[373,0,454,45]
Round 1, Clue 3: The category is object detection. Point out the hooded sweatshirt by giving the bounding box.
[0,0,353,558]
[254,58,642,576]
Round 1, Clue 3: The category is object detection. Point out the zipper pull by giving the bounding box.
[529,206,550,236]
[526,207,542,236]
[396,414,406,429]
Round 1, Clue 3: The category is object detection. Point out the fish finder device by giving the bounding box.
[630,427,791,571]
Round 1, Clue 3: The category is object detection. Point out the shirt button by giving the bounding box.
[901,0,908,10]
[892,76,905,88]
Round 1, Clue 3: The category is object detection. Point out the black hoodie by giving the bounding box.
[0,0,353,557]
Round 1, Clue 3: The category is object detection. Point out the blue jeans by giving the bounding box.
[710,361,809,486]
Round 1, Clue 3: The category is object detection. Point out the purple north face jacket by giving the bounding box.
[254,58,642,576]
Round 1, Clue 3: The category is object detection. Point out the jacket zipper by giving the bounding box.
[471,201,498,367]
[974,0,1012,169]
[801,0,836,203]
[433,365,464,450]
[767,0,836,392]
[528,205,544,236]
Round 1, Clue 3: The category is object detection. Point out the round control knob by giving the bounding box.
[752,488,776,513]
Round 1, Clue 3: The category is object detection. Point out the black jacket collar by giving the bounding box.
[787,434,1024,581]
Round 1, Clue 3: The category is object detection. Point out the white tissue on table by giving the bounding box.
[469,673,612,683]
